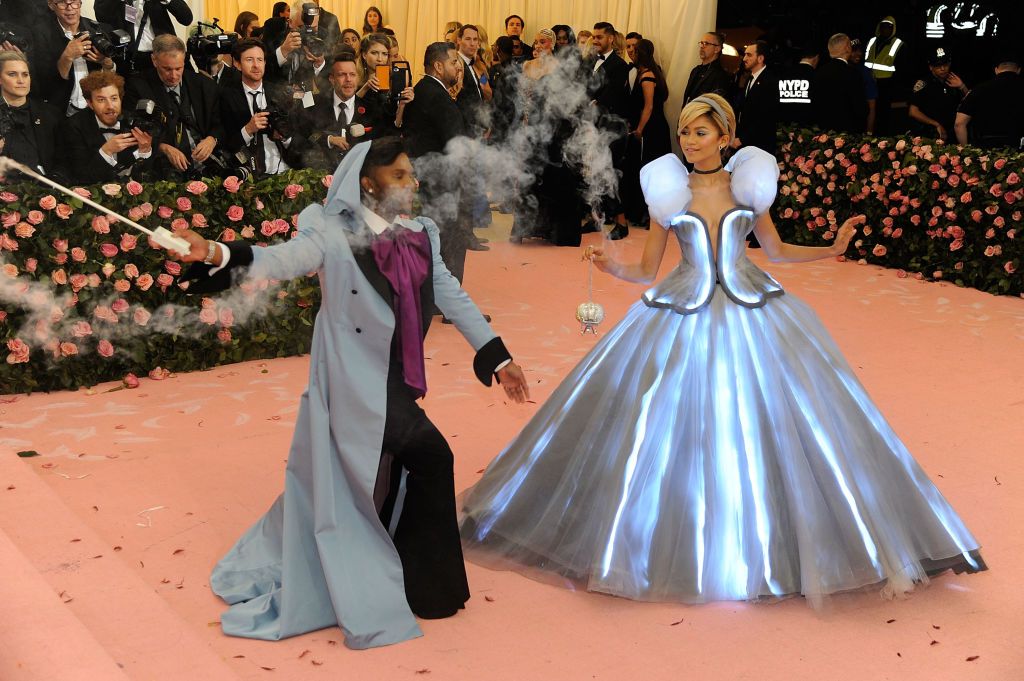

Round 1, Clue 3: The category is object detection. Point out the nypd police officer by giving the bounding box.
[907,47,967,142]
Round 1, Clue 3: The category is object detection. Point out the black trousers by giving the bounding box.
[418,178,469,285]
[379,370,470,617]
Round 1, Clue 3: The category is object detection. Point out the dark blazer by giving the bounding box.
[588,51,630,124]
[0,98,62,178]
[94,0,192,51]
[125,68,224,169]
[264,24,332,91]
[260,16,289,48]
[57,107,155,183]
[455,54,484,134]
[300,91,380,169]
[777,61,817,127]
[735,67,779,155]
[403,75,464,158]
[815,57,868,133]
[30,15,115,114]
[218,79,305,168]
[683,58,735,105]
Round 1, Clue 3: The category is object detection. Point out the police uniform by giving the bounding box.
[909,48,965,138]
[958,68,1024,150]
[777,61,816,126]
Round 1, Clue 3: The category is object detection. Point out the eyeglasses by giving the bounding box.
[53,0,82,7]
[697,41,721,48]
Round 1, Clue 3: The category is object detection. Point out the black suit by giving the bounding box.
[125,69,224,176]
[300,91,380,170]
[455,54,485,135]
[95,0,191,71]
[815,57,868,133]
[683,58,735,105]
[404,75,463,158]
[30,15,116,115]
[57,108,155,183]
[219,80,305,174]
[735,67,779,156]
[0,98,62,179]
[588,51,630,124]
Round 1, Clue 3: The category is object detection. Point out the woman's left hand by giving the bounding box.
[832,215,864,255]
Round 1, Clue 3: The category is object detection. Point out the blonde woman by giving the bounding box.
[463,93,985,606]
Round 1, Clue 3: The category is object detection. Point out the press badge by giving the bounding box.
[124,3,139,24]
[301,91,315,108]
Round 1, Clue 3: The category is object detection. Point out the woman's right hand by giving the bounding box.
[584,244,611,271]
[831,215,864,255]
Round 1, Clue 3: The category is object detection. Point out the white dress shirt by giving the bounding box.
[60,20,90,114]
[240,82,291,175]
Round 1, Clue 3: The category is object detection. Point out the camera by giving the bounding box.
[298,3,326,56]
[122,99,165,138]
[195,147,255,182]
[187,18,237,72]
[91,28,132,59]
[0,25,29,51]
[260,101,293,139]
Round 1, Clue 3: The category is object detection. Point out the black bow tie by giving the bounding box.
[598,54,607,61]
[99,126,121,133]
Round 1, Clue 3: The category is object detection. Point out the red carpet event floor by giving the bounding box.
[2,217,1022,680]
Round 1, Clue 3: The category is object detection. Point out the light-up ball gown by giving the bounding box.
[460,147,985,605]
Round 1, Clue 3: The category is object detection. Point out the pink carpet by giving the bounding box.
[2,215,1022,680]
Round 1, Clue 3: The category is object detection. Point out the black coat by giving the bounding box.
[0,98,62,179]
[403,76,464,158]
[587,51,630,124]
[815,57,868,133]
[735,67,779,155]
[218,80,305,169]
[30,15,116,115]
[300,91,381,170]
[683,58,735,105]
[94,0,192,50]
[455,55,485,134]
[264,24,332,92]
[57,107,155,183]
[777,62,817,127]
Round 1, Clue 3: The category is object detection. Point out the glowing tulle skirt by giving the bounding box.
[459,291,985,604]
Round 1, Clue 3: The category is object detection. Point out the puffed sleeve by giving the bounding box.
[639,153,692,228]
[725,146,780,214]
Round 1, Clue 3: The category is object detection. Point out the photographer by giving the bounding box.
[265,0,331,94]
[95,0,192,74]
[31,0,119,117]
[0,50,62,178]
[220,38,303,176]
[125,34,224,179]
[57,70,154,183]
[300,51,380,170]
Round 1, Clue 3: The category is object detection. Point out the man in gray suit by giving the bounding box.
[164,137,530,649]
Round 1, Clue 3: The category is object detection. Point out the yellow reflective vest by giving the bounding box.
[864,36,903,79]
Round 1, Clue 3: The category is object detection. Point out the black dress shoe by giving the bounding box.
[608,224,628,240]
[468,241,490,251]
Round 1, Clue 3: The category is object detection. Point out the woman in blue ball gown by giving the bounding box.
[459,94,985,606]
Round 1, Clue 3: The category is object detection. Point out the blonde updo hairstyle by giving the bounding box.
[677,93,736,154]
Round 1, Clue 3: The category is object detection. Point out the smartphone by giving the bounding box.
[375,64,390,90]
[390,60,410,97]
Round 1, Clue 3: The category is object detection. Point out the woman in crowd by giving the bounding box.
[341,27,361,53]
[623,38,672,225]
[362,6,384,35]
[552,24,576,50]
[356,33,414,134]
[443,21,462,43]
[233,11,259,39]
[0,51,61,180]
[462,93,985,608]
[386,33,404,64]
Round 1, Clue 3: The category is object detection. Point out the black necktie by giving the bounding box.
[249,91,267,174]
[168,88,189,152]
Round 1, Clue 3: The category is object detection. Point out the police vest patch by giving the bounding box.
[913,79,927,92]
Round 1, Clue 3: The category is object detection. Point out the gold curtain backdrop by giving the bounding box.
[203,0,718,145]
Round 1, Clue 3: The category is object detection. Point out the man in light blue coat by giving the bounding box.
[164,137,530,649]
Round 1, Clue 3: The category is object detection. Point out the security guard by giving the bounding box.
[955,49,1024,149]
[908,47,968,141]
[864,16,903,133]
[777,44,818,127]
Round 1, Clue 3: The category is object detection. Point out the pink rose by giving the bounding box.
[994,158,1007,170]
[872,244,887,257]
[240,225,255,239]
[123,372,140,388]
[124,263,139,279]
[256,198,265,210]
[128,207,144,221]
[156,273,173,289]
[59,341,78,357]
[171,217,189,232]
[111,298,130,314]
[148,367,171,381]
[896,269,908,279]
[260,220,276,237]
[120,233,138,251]
[273,218,290,234]
[39,195,57,210]
[99,242,119,258]
[1,263,17,278]
[101,183,121,197]
[222,176,241,193]
[133,307,151,326]
[71,321,93,337]
[1005,261,1017,274]
[87,273,101,288]
[14,222,35,238]
[176,197,192,212]
[93,305,117,323]
[114,279,131,292]
[950,226,965,240]
[200,297,216,309]
[218,307,234,327]
[891,228,903,238]
[986,228,996,239]
[25,257,37,273]
[55,204,73,219]
[959,191,972,204]
[1008,172,1020,185]
[950,239,964,252]
[984,246,996,257]
[139,202,154,217]
[995,216,1006,228]
[157,205,173,219]
[947,174,960,188]
[186,180,209,195]
[199,308,217,324]
[321,175,333,188]
[136,274,154,291]
[164,260,182,276]
[126,180,144,196]
[226,205,244,222]
[221,228,236,242]
[0,310,6,323]
[1,211,19,227]
[52,269,68,285]
[71,247,87,263]
[990,183,1003,197]
[0,232,19,251]
[217,328,232,343]
[954,261,964,271]
[97,339,114,357]
[27,210,44,225]
[0,192,18,203]
[191,213,208,228]
[284,184,304,199]
[6,338,30,364]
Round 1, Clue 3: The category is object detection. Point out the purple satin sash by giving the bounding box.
[372,227,431,398]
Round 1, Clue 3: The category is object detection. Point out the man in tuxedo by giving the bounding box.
[732,40,778,157]
[264,0,330,94]
[95,0,192,74]
[301,51,380,170]
[57,70,154,183]
[125,34,224,179]
[219,38,305,177]
[683,31,734,106]
[588,21,631,240]
[454,24,489,134]
[815,33,868,134]
[31,0,118,117]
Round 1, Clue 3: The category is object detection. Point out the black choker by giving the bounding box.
[692,164,724,175]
